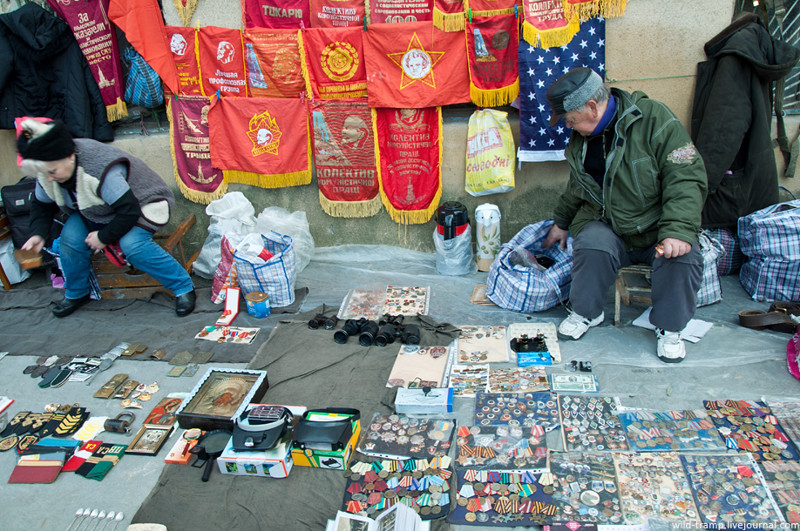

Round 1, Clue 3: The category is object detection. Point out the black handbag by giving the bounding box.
[1,177,64,267]
[291,408,360,452]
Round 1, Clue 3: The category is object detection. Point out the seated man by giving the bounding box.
[543,68,707,363]
[17,118,196,317]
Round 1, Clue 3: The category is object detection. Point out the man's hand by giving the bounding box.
[22,235,45,253]
[657,237,691,259]
[544,224,569,250]
[85,231,107,252]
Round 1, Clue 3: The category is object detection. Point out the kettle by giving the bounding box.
[435,201,470,241]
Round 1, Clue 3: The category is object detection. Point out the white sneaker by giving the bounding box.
[656,328,686,363]
[558,312,604,340]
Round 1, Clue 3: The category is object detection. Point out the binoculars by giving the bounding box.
[308,313,339,330]
[510,333,547,353]
[333,315,421,347]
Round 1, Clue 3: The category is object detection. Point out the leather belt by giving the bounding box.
[739,301,800,334]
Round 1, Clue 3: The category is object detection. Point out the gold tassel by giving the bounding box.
[469,81,519,108]
[562,0,627,21]
[174,0,199,26]
[105,98,129,122]
[297,31,314,99]
[167,98,228,204]
[468,8,515,17]
[433,8,466,32]
[364,0,373,24]
[319,192,383,218]
[521,16,580,48]
[223,169,312,188]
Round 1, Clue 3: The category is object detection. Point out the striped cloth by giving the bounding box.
[485,220,573,313]
[738,199,800,301]
[233,232,297,307]
[703,227,745,276]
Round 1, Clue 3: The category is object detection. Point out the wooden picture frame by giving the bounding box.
[125,425,174,455]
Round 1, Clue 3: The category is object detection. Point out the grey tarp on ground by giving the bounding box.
[0,245,797,531]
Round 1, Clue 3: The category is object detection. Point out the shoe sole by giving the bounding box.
[657,354,685,364]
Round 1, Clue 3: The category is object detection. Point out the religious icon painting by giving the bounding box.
[447,469,557,526]
[618,409,726,452]
[454,424,548,473]
[474,392,559,432]
[457,325,510,364]
[612,452,701,525]
[758,459,800,523]
[548,452,622,524]
[559,395,629,452]
[680,453,783,528]
[703,399,800,461]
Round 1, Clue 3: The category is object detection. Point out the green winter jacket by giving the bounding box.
[552,88,707,250]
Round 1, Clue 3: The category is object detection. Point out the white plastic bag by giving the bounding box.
[0,239,30,285]
[465,109,516,196]
[254,207,314,273]
[193,192,257,279]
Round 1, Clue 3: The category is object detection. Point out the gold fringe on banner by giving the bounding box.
[521,16,580,48]
[375,108,443,226]
[469,7,515,17]
[562,0,627,21]
[433,9,466,32]
[167,104,228,204]
[224,169,312,188]
[174,0,199,26]
[106,98,128,122]
[297,31,315,99]
[469,81,519,108]
[319,192,383,217]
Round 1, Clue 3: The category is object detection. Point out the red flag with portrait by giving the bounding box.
[310,99,381,217]
[309,0,365,28]
[165,26,202,96]
[433,0,465,32]
[209,96,311,188]
[167,95,227,204]
[300,27,368,99]
[466,14,519,107]
[243,30,305,98]
[363,21,469,108]
[521,0,578,48]
[49,0,127,121]
[242,0,311,29]
[374,107,442,224]
[198,27,248,97]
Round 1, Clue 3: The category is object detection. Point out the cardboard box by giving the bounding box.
[291,415,360,470]
[217,432,293,478]
[394,387,453,415]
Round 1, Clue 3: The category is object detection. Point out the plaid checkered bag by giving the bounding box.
[696,230,724,307]
[703,227,745,276]
[123,47,164,108]
[233,232,296,307]
[485,220,573,313]
[738,199,800,301]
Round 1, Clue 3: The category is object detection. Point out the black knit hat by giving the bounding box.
[17,119,75,161]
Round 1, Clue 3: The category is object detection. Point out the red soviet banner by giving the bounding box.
[300,27,367,99]
[464,0,517,14]
[167,95,227,204]
[466,14,519,107]
[242,0,311,29]
[363,21,470,108]
[208,96,311,188]
[243,30,305,98]
[309,0,366,28]
[369,0,433,24]
[374,106,442,224]
[310,98,381,217]
[521,0,578,48]
[433,0,465,32]
[197,26,248,97]
[166,26,202,96]
[48,0,127,121]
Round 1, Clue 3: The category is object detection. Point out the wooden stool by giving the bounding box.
[90,214,200,299]
[614,265,653,326]
[0,208,11,290]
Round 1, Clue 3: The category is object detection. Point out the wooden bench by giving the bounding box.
[613,264,653,326]
[91,214,200,299]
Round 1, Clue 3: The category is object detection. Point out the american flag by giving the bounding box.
[518,17,606,162]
